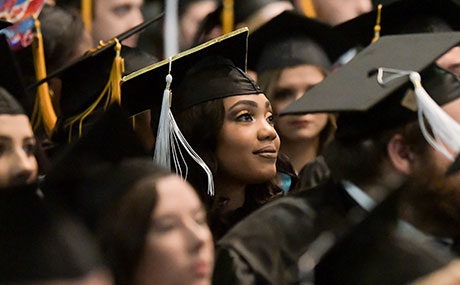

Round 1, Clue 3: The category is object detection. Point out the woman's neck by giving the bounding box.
[280,137,320,173]
[213,175,246,215]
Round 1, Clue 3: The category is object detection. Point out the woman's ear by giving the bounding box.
[387,134,415,176]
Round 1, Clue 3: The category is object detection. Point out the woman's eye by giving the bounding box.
[266,114,275,125]
[112,5,131,17]
[23,143,35,156]
[236,112,254,122]
[0,144,5,157]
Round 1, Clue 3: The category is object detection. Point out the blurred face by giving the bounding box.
[216,94,280,184]
[406,98,460,236]
[272,65,328,142]
[312,0,372,25]
[179,0,217,50]
[437,46,460,77]
[135,176,214,285]
[0,115,37,188]
[92,0,144,47]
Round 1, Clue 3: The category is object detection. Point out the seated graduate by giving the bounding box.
[248,11,345,191]
[0,182,112,285]
[122,28,286,240]
[212,32,460,284]
[44,104,214,285]
[30,15,162,153]
[335,0,460,76]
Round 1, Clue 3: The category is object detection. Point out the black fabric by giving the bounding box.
[0,183,102,283]
[214,180,364,284]
[294,155,331,192]
[43,104,150,232]
[336,0,460,48]
[172,56,261,113]
[314,189,451,285]
[0,34,29,115]
[248,11,348,73]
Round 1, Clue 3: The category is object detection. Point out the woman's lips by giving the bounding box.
[290,119,311,128]
[253,146,278,159]
[191,261,211,277]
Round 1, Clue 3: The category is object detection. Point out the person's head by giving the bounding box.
[179,0,218,51]
[176,93,280,195]
[311,0,372,25]
[99,160,214,285]
[0,87,37,188]
[259,64,335,153]
[91,0,144,47]
[436,46,460,76]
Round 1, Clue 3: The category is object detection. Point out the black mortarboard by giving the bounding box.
[0,183,103,283]
[43,104,150,232]
[313,188,450,284]
[248,11,348,73]
[0,34,30,115]
[281,33,460,139]
[0,19,12,30]
[121,27,261,117]
[28,13,163,139]
[336,0,460,48]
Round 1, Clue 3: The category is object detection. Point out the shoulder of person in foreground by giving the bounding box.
[213,184,322,284]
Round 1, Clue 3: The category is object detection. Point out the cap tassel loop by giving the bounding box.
[371,4,382,43]
[65,38,125,139]
[222,0,234,34]
[378,67,460,161]
[31,16,57,137]
[153,58,215,196]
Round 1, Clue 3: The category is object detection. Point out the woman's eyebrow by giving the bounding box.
[228,100,258,112]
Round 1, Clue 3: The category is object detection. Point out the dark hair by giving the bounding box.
[98,159,171,285]
[14,5,88,86]
[324,119,428,187]
[175,98,282,238]
[258,66,337,154]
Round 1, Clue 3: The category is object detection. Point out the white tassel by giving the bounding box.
[153,58,173,169]
[153,58,215,196]
[377,68,460,161]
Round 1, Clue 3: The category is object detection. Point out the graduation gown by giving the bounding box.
[213,180,366,284]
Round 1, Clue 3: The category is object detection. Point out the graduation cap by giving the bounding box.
[248,10,348,74]
[281,33,460,161]
[313,188,450,285]
[335,0,460,48]
[122,27,261,196]
[0,183,104,283]
[29,13,163,140]
[0,34,29,115]
[43,104,150,232]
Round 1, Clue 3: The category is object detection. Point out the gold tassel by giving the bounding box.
[31,16,57,137]
[81,0,92,32]
[222,0,234,34]
[65,38,125,138]
[371,4,382,43]
[302,0,317,18]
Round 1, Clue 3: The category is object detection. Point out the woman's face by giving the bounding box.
[135,176,214,285]
[216,93,280,184]
[271,65,329,143]
[0,114,37,188]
